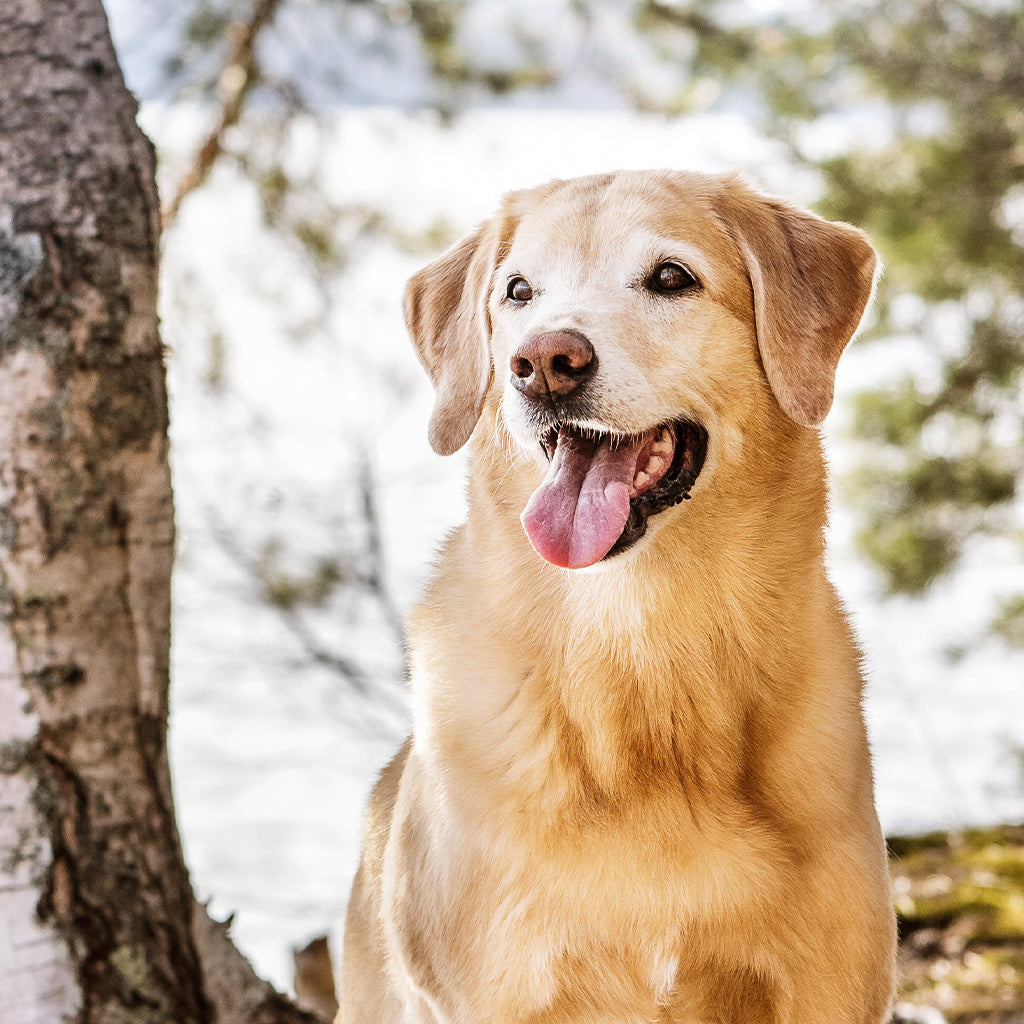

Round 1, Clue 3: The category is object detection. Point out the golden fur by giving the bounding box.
[339,170,896,1023]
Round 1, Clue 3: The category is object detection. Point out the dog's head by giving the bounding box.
[404,171,878,570]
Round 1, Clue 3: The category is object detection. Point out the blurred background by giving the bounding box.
[102,0,1022,1002]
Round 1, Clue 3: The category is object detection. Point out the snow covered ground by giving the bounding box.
[142,105,1024,991]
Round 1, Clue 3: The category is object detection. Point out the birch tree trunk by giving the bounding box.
[0,2,316,1021]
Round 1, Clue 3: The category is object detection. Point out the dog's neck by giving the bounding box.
[408,404,860,831]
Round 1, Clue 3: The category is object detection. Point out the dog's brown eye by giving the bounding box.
[648,262,698,294]
[507,277,534,303]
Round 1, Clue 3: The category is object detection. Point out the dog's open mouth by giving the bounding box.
[520,419,708,569]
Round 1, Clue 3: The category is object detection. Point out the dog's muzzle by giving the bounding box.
[507,331,707,569]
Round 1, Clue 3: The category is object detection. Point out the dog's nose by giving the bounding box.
[510,330,596,402]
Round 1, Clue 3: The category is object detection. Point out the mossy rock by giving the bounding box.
[889,824,1024,1022]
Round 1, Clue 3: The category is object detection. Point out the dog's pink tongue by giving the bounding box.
[521,431,637,569]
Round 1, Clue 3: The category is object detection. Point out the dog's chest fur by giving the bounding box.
[383,733,787,1024]
[381,529,829,1023]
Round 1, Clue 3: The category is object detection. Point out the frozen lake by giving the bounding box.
[146,107,1024,991]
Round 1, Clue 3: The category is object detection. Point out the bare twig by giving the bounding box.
[204,505,377,697]
[355,451,408,659]
[162,0,285,226]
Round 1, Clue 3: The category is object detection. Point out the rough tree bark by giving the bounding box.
[0,2,318,1021]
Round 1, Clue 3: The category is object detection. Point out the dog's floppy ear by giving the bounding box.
[716,181,879,427]
[403,216,509,455]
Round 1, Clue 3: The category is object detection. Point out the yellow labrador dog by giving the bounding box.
[340,170,896,1024]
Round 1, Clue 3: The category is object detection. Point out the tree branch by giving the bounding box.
[192,901,324,1024]
[203,506,379,697]
[355,451,407,659]
[163,0,285,226]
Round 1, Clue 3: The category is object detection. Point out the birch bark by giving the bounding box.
[0,2,317,1021]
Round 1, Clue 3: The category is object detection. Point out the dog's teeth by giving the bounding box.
[652,427,674,455]
[634,471,650,490]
